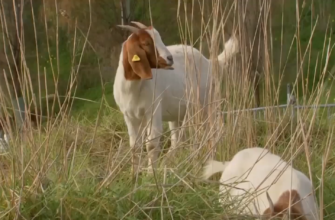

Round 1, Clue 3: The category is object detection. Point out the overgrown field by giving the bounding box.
[0,0,335,219]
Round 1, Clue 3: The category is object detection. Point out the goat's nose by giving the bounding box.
[167,55,173,63]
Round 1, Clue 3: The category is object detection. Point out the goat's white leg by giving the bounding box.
[145,115,163,174]
[124,116,144,174]
[167,121,183,156]
[159,121,184,167]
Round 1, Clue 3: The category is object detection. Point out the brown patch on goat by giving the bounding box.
[123,28,171,80]
[262,190,307,220]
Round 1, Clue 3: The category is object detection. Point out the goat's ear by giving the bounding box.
[122,43,140,80]
[263,190,306,220]
[123,36,152,80]
[280,190,305,218]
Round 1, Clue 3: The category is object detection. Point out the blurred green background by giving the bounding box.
[1,0,334,118]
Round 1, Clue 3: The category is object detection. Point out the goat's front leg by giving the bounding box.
[124,116,145,174]
[145,114,163,174]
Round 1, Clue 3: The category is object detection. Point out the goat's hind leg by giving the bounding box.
[168,121,183,155]
[160,121,184,166]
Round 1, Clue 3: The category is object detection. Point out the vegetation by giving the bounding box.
[0,0,335,219]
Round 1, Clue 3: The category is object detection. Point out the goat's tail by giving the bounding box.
[217,35,239,65]
[202,159,230,180]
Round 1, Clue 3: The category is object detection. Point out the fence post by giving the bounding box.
[287,83,296,119]
[286,83,291,106]
[12,96,25,131]
[287,83,297,144]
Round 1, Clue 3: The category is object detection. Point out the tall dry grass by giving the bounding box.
[0,0,334,219]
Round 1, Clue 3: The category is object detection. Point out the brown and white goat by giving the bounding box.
[114,21,239,173]
[202,147,319,220]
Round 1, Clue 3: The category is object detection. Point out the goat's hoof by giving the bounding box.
[140,165,158,176]
[160,157,169,168]
[131,165,143,176]
[145,167,155,175]
[161,152,174,167]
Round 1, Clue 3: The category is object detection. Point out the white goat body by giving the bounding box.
[113,22,239,173]
[202,147,319,220]
[114,42,237,119]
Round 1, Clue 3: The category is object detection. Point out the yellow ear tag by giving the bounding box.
[132,55,140,62]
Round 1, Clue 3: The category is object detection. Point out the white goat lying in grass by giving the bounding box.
[202,147,319,220]
[113,21,239,174]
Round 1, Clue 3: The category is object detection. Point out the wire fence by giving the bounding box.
[1,84,335,147]
[221,84,335,121]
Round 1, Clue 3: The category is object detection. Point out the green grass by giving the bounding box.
[1,113,335,219]
[70,82,116,119]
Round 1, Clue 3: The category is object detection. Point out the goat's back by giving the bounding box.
[150,45,213,120]
[166,44,213,93]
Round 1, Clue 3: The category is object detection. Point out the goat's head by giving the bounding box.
[118,21,174,80]
[262,190,307,220]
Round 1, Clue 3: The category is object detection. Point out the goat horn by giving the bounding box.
[117,25,139,34]
[266,191,274,212]
[130,21,148,29]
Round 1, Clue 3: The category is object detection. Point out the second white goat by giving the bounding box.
[202,147,319,220]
